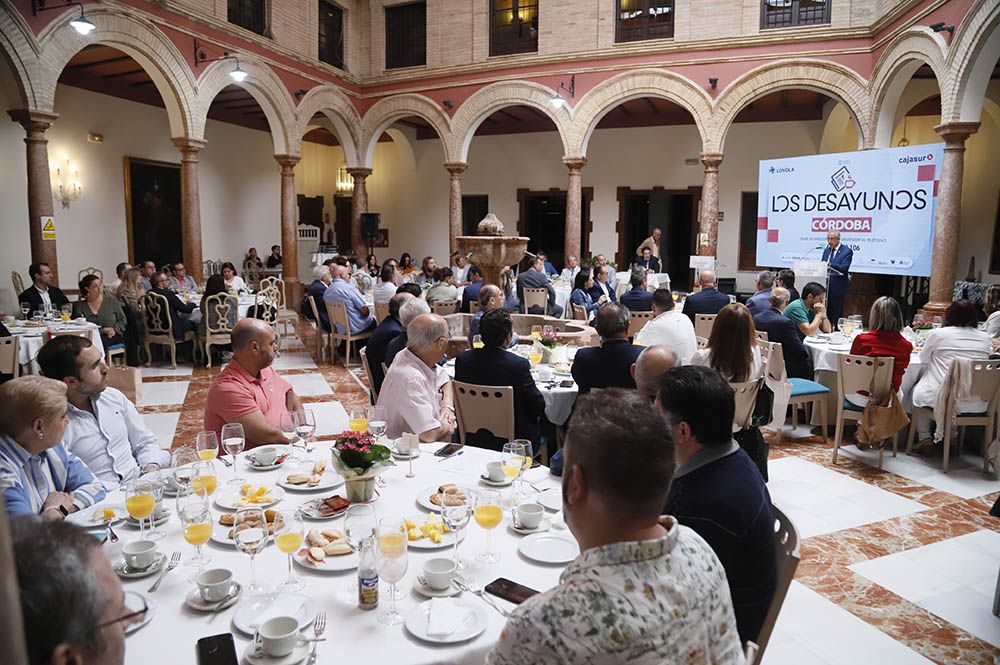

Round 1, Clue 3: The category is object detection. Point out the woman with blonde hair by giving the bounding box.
[116,266,144,308]
[0,376,106,517]
[691,303,763,383]
[849,296,912,395]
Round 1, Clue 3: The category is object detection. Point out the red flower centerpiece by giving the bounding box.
[330,430,393,502]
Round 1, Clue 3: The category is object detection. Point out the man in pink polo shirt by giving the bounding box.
[204,318,303,448]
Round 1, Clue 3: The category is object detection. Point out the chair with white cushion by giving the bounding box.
[11,271,25,298]
[832,354,895,469]
[77,266,103,283]
[694,314,716,339]
[140,292,198,369]
[202,292,234,368]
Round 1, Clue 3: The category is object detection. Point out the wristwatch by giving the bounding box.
[58,505,69,516]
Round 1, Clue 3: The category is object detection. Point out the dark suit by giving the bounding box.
[385,331,408,369]
[516,268,562,317]
[461,280,483,313]
[303,280,331,332]
[455,347,545,449]
[633,257,661,273]
[367,316,403,395]
[619,287,653,312]
[571,338,643,394]
[745,289,772,316]
[150,286,196,340]
[753,307,813,379]
[681,287,730,322]
[821,243,853,324]
[18,285,70,316]
[586,279,617,304]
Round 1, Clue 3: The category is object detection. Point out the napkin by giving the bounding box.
[251,596,304,628]
[426,598,472,638]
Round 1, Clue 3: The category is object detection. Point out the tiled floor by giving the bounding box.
[136,318,1000,664]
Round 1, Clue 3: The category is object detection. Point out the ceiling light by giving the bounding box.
[70,10,96,35]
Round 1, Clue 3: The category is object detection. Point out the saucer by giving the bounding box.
[244,641,309,665]
[413,576,461,598]
[392,448,421,460]
[509,517,552,536]
[114,552,167,579]
[125,508,172,528]
[479,475,513,487]
[184,582,243,612]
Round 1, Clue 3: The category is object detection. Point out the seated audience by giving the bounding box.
[385,297,432,368]
[367,292,414,395]
[385,257,405,286]
[203,319,303,448]
[745,270,774,316]
[985,289,1000,338]
[776,268,800,303]
[634,288,697,365]
[587,264,618,304]
[108,261,130,291]
[848,296,912,408]
[487,389,742,665]
[416,256,437,286]
[784,281,831,338]
[0,376,106,517]
[115,268,145,366]
[221,261,247,293]
[516,255,563,317]
[12,519,129,665]
[378,314,456,442]
[691,303,763,382]
[426,267,459,304]
[633,246,660,273]
[397,282,423,298]
[752,287,813,379]
[452,254,470,284]
[910,300,989,447]
[37,336,168,490]
[366,254,380,279]
[537,251,558,277]
[399,253,416,276]
[73,274,126,352]
[244,247,264,270]
[304,264,333,332]
[199,274,239,337]
[631,344,678,398]
[373,264,399,305]
[619,270,653,312]
[116,267,144,309]
[572,303,643,394]
[658,365,777,645]
[594,254,609,268]
[456,309,545,449]
[168,262,198,291]
[570,268,602,322]
[18,261,69,316]
[266,244,283,269]
[560,254,580,282]
[323,263,376,334]
[469,284,502,342]
[460,265,484,313]
[138,260,157,292]
[149,271,196,339]
[681,270,730,321]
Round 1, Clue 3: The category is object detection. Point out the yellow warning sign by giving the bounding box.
[41,216,56,240]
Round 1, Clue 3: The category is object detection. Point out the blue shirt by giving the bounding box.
[323,277,375,334]
[0,434,106,516]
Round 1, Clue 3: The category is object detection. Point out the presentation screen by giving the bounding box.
[756,143,944,277]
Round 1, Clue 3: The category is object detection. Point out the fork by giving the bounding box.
[456,576,509,617]
[218,455,233,468]
[148,552,181,592]
[308,611,326,664]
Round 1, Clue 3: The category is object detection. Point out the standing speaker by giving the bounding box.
[361,213,380,239]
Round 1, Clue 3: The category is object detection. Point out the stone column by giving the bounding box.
[347,167,372,254]
[9,110,60,283]
[923,122,980,318]
[275,155,302,297]
[444,162,468,255]
[563,157,587,259]
[698,152,724,257]
[171,138,206,283]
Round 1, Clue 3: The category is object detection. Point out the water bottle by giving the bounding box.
[357,536,379,610]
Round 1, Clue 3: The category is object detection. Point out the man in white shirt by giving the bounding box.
[373,264,398,305]
[138,260,157,292]
[37,335,168,490]
[634,288,697,364]
[560,254,580,282]
[108,261,130,291]
[451,254,470,285]
[377,313,456,442]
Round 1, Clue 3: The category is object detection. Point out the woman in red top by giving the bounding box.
[849,296,912,392]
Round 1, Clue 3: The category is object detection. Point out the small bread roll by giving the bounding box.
[286,472,311,485]
[309,547,326,562]
[307,474,322,487]
[323,542,353,556]
[219,513,235,526]
[264,509,277,523]
[438,483,457,494]
[307,529,329,548]
[320,529,344,542]
[442,493,467,506]
[429,493,443,506]
[313,459,326,475]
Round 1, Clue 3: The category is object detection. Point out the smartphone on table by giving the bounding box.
[434,442,463,457]
[486,578,541,605]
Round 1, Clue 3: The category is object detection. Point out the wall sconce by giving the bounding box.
[442,100,454,109]
[52,154,82,208]
[708,77,718,90]
[550,75,575,109]
[193,39,247,82]
[32,1,96,35]
[336,163,354,195]
[929,22,954,34]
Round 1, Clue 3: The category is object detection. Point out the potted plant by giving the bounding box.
[330,431,394,502]
[537,327,566,364]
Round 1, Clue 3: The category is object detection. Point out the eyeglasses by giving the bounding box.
[96,591,147,630]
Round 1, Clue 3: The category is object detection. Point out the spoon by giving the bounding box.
[106,519,120,543]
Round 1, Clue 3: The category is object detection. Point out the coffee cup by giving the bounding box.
[122,540,158,570]
[537,367,554,382]
[394,437,415,454]
[485,461,506,482]
[153,500,169,519]
[422,557,456,591]
[258,616,300,658]
[516,503,544,529]
[253,447,277,466]
[162,474,180,492]
[196,568,233,602]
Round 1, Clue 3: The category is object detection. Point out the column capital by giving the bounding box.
[562,156,587,171]
[443,161,468,176]
[274,154,301,168]
[700,152,724,169]
[933,122,980,147]
[171,137,206,154]
[347,167,372,179]
[7,109,58,133]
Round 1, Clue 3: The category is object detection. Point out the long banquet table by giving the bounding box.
[7,319,103,365]
[93,441,565,665]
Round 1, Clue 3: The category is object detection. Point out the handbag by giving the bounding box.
[734,425,769,482]
[856,388,909,446]
[750,379,775,428]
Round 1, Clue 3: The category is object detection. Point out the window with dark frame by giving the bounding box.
[738,191,766,272]
[228,0,267,36]
[318,0,345,70]
[490,0,538,56]
[385,2,426,70]
[760,0,830,29]
[615,0,674,43]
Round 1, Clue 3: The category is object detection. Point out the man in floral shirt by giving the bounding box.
[487,389,744,665]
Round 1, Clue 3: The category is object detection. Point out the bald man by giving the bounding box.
[204,319,303,448]
[631,345,679,398]
[681,270,730,322]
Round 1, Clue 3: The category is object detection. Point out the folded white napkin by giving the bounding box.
[251,596,304,628]
[426,598,472,638]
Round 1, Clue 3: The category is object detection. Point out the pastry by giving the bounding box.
[313,459,326,475]
[285,472,312,485]
[263,509,278,523]
[219,512,236,527]
[323,542,353,556]
[306,474,322,487]
[308,547,326,562]
[306,529,329,548]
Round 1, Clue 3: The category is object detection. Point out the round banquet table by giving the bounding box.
[187,294,260,324]
[90,442,564,665]
[7,319,103,365]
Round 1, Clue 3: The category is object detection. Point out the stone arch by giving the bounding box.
[33,5,194,138]
[869,28,949,147]
[450,81,572,163]
[290,85,363,164]
[0,3,40,109]
[571,69,713,157]
[947,0,1000,123]
[192,53,296,155]
[359,93,451,167]
[710,60,871,152]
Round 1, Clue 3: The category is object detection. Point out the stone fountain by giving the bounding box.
[455,213,528,288]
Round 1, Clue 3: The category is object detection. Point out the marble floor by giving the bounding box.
[136,319,1000,664]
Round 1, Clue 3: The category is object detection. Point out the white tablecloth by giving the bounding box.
[189,295,260,324]
[8,320,102,365]
[93,442,563,665]
[616,271,670,291]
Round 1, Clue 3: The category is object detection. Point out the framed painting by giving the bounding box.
[124,157,182,268]
[372,228,390,247]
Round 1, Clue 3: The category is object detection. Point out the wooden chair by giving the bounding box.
[374,301,390,323]
[521,287,548,315]
[431,300,460,316]
[106,344,126,367]
[452,380,515,445]
[730,379,762,430]
[755,330,769,342]
[259,276,279,293]
[745,505,801,665]
[77,266,102,283]
[202,292,234,368]
[140,292,198,370]
[767,341,829,444]
[359,346,377,403]
[572,303,588,322]
[469,300,481,314]
[0,337,19,380]
[627,310,655,338]
[696,336,708,349]
[263,277,296,335]
[905,358,1000,473]
[325,299,373,367]
[243,260,261,290]
[252,286,283,349]
[832,354,896,469]
[694,313,716,339]
[46,329,90,340]
[10,271,24,298]
[306,295,331,363]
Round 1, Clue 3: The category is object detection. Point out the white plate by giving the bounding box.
[406,527,465,551]
[244,641,309,665]
[510,517,552,536]
[413,577,461,598]
[209,522,273,547]
[123,591,154,635]
[184,583,243,612]
[215,486,285,510]
[404,598,488,644]
[391,448,421,460]
[416,485,471,513]
[114,552,167,579]
[124,508,172,528]
[479,475,513,487]
[66,504,127,528]
[536,490,562,512]
[232,593,315,635]
[277,473,344,492]
[518,532,579,565]
[292,548,359,573]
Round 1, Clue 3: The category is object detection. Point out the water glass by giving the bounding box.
[145,469,165,541]
[233,508,268,595]
[274,510,305,592]
[170,446,197,493]
[441,489,472,569]
[178,492,212,573]
[221,422,246,484]
[375,517,409,626]
[474,488,502,564]
[20,302,30,320]
[295,409,316,452]
[125,478,156,541]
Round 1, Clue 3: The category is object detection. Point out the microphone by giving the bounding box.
[799,245,825,261]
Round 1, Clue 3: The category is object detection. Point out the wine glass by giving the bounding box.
[528,346,542,369]
[125,478,156,541]
[19,302,30,320]
[440,488,473,570]
[474,488,503,564]
[342,504,377,598]
[191,460,218,500]
[349,409,368,433]
[170,447,197,494]
[279,411,301,460]
[367,406,387,444]
[60,304,72,322]
[530,325,542,340]
[295,409,316,453]
[178,493,212,577]
[273,510,305,592]
[505,439,534,503]
[233,508,268,595]
[837,317,847,333]
[221,422,246,485]
[144,469,166,541]
[195,430,219,461]
[375,517,409,626]
[472,334,484,349]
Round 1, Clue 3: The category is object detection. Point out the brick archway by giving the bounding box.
[359,93,451,167]
[0,4,39,109]
[947,0,1000,124]
[290,85,363,165]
